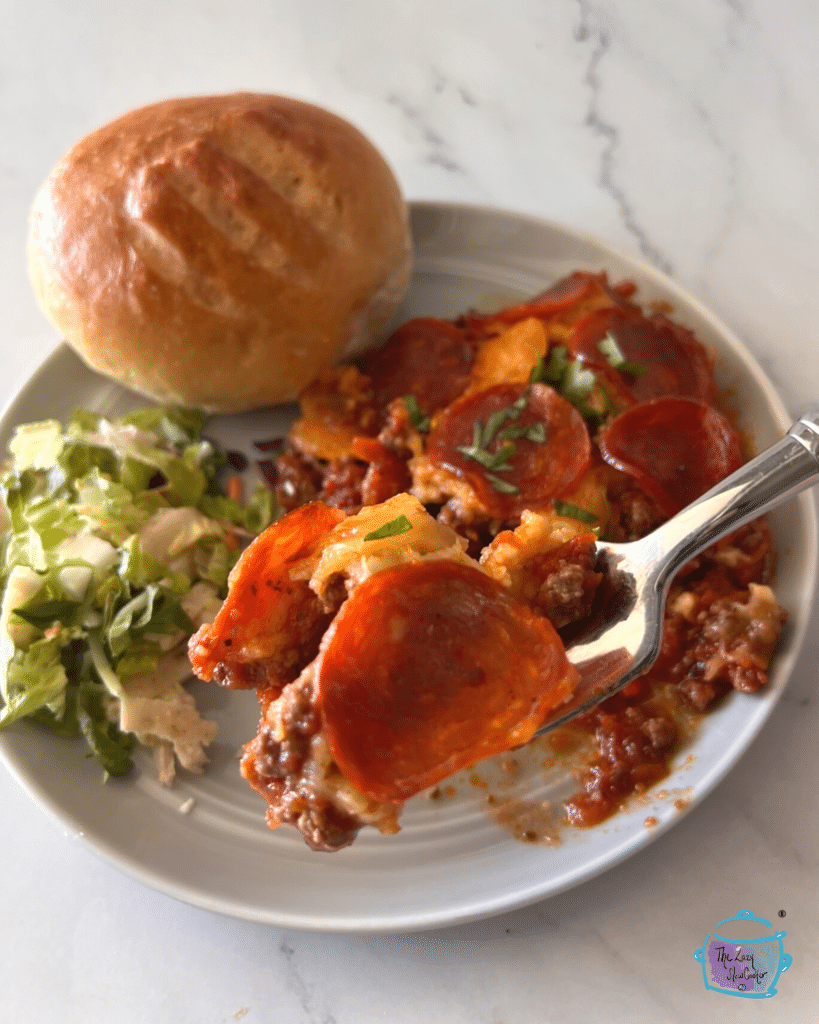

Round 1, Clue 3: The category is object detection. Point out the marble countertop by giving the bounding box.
[1,1,817,1020]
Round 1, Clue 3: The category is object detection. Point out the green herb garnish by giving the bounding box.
[598,333,649,377]
[455,391,546,496]
[543,345,570,384]
[597,383,620,416]
[485,473,521,495]
[553,500,599,525]
[363,514,413,541]
[455,441,516,472]
[403,395,431,433]
[537,344,628,424]
[561,361,597,401]
[480,395,527,448]
[497,421,547,444]
[455,391,550,496]
[529,355,547,384]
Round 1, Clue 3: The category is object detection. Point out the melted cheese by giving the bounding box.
[310,493,472,599]
[464,317,547,395]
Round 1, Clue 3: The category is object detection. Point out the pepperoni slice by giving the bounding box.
[598,398,744,517]
[464,271,634,329]
[318,559,579,801]
[188,501,345,689]
[426,382,591,520]
[360,317,475,414]
[567,308,716,406]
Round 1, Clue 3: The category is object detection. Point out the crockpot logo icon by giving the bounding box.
[694,909,792,998]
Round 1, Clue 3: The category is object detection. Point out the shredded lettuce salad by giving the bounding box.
[0,406,276,782]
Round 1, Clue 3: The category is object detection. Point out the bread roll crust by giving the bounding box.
[28,93,412,411]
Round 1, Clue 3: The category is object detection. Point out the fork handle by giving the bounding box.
[652,408,819,584]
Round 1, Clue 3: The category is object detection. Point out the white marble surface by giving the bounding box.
[1,0,818,1020]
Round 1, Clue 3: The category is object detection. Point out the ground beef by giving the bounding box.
[377,397,420,458]
[653,576,786,709]
[436,502,495,558]
[263,450,323,513]
[317,572,348,615]
[612,485,666,541]
[244,289,787,845]
[679,519,775,587]
[258,675,319,774]
[319,457,367,510]
[241,676,362,852]
[696,584,787,693]
[209,580,339,694]
[267,436,413,516]
[677,677,727,713]
[564,701,680,827]
[213,659,272,692]
[529,537,601,628]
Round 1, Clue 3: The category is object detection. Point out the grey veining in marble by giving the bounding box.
[1,1,818,1021]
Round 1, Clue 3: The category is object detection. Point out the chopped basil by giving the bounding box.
[456,441,516,472]
[481,396,527,449]
[598,333,649,377]
[494,423,530,441]
[597,333,626,365]
[496,421,547,444]
[363,514,413,541]
[456,391,549,497]
[529,355,547,384]
[553,500,599,525]
[526,421,547,443]
[485,473,521,495]
[402,395,431,433]
[562,361,597,400]
[536,344,622,424]
[544,345,570,384]
[543,357,602,424]
[617,361,649,377]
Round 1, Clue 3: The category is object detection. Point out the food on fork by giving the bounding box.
[189,495,581,850]
[27,93,412,412]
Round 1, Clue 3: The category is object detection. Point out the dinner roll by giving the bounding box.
[27,93,412,412]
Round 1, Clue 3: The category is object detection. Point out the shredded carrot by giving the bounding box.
[227,475,244,503]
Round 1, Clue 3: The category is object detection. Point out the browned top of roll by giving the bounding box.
[28,93,412,411]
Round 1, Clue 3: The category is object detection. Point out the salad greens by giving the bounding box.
[0,406,276,780]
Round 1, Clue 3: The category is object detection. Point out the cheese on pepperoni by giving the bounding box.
[427,382,591,519]
[463,317,547,395]
[192,493,580,848]
[310,492,471,599]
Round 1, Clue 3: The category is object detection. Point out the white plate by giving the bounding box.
[0,201,815,933]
